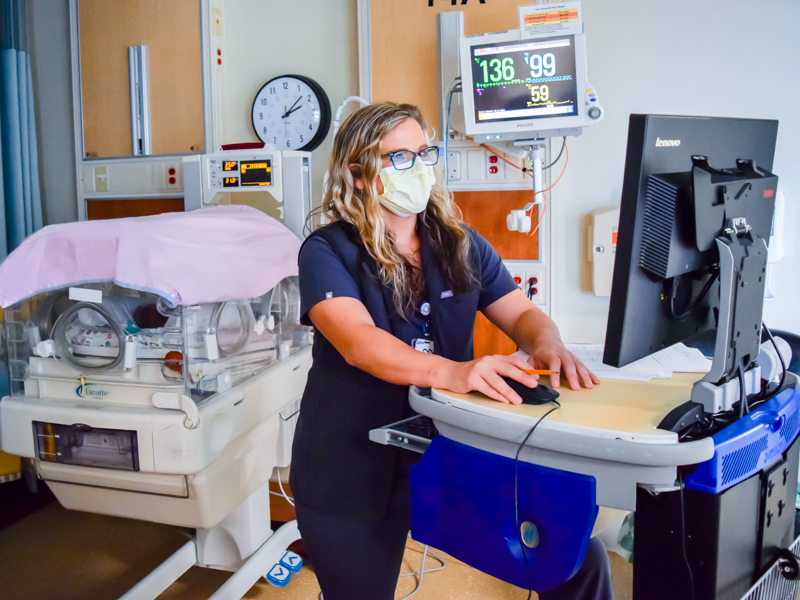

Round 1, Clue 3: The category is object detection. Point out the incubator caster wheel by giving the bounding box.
[778,548,800,580]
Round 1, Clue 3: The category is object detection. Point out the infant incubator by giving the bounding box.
[0,206,312,598]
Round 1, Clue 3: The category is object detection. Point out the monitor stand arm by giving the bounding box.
[691,220,769,414]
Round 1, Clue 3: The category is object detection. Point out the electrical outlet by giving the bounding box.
[487,154,502,180]
[504,261,528,292]
[165,162,181,189]
[510,269,525,291]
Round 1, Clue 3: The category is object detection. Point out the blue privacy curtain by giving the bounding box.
[0,0,43,262]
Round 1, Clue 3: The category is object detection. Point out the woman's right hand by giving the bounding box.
[440,354,539,405]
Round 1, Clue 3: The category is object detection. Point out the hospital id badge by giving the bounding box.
[412,338,435,354]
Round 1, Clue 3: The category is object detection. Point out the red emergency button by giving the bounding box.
[489,155,498,164]
[169,177,176,185]
[168,167,176,175]
[489,166,498,174]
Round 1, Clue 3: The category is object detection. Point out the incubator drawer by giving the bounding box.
[34,421,138,471]
[37,461,188,498]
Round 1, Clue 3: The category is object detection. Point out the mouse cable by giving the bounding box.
[515,399,562,599]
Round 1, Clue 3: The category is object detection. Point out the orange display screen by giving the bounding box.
[240,160,272,186]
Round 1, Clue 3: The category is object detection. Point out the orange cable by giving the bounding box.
[540,141,569,194]
[479,143,533,177]
[528,191,547,238]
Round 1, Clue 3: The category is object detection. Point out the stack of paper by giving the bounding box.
[564,343,712,382]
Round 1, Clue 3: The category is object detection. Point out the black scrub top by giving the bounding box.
[298,230,516,345]
[290,222,517,521]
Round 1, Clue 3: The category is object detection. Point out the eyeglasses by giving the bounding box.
[380,146,440,170]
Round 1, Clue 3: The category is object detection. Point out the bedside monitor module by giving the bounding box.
[460,28,603,142]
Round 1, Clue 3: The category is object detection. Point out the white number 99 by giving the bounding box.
[529,54,542,78]
[543,53,556,77]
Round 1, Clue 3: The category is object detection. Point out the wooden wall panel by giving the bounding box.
[79,0,204,158]
[455,189,540,358]
[86,198,184,221]
[370,0,532,135]
[474,311,517,357]
[454,189,539,260]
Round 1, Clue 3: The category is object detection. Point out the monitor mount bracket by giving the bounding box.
[690,221,769,414]
[659,158,776,429]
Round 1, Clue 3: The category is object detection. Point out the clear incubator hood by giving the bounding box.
[2,278,310,470]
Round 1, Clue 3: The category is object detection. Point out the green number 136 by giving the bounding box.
[479,57,515,83]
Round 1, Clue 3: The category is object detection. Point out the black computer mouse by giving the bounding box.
[501,376,560,405]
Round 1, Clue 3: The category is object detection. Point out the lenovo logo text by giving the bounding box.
[655,137,681,147]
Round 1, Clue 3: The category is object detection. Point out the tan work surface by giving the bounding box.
[432,373,701,439]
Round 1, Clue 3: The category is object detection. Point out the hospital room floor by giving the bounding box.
[0,485,636,600]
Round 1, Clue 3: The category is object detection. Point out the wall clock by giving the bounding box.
[251,74,332,152]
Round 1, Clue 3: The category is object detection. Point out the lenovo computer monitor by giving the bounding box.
[604,114,779,369]
[459,28,603,142]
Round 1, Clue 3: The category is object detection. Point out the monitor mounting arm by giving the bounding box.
[691,217,770,414]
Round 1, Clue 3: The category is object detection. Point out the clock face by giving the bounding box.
[251,75,331,152]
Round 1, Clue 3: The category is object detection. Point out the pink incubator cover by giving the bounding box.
[0,206,302,308]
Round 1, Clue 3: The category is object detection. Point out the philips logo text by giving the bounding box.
[655,137,681,147]
[76,383,110,398]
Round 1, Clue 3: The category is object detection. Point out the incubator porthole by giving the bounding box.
[52,301,125,371]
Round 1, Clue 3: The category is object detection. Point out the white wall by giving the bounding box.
[551,0,800,342]
[220,0,360,207]
[27,0,78,225]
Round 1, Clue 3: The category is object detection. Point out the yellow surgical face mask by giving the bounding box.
[378,159,436,217]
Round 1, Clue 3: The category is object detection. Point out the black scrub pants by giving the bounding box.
[295,501,614,600]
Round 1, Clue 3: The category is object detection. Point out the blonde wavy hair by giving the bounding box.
[316,102,477,318]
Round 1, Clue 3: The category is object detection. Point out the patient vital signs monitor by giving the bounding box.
[460,28,603,142]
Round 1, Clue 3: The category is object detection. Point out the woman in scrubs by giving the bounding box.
[291,102,611,600]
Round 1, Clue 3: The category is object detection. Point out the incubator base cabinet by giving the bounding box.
[0,206,312,598]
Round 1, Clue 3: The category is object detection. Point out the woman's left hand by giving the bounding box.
[527,331,600,390]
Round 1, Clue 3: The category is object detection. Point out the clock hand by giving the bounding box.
[283,96,302,119]
[285,105,303,118]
